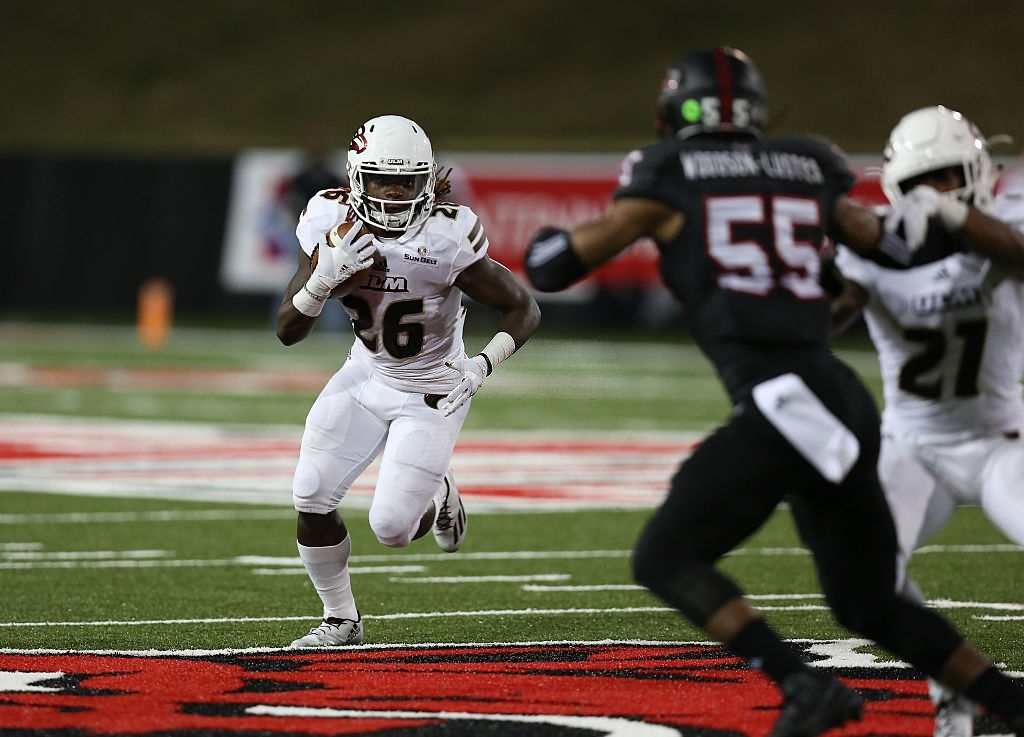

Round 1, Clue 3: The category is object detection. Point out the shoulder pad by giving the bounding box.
[429,203,487,253]
[296,188,353,256]
[615,140,681,201]
[621,140,681,177]
[767,134,854,191]
[300,187,351,220]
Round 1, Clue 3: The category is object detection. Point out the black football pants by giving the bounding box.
[632,359,965,679]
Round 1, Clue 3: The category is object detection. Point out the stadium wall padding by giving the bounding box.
[0,154,242,316]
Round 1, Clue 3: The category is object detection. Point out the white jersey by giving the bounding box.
[836,191,1024,439]
[296,189,488,394]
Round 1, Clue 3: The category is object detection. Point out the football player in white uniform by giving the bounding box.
[276,115,540,647]
[834,106,1024,737]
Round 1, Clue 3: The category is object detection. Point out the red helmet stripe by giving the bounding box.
[713,47,734,125]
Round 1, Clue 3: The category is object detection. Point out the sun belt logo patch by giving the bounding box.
[0,643,937,735]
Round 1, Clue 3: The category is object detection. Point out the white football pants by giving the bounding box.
[882,429,1024,710]
[880,430,1024,582]
[291,355,470,547]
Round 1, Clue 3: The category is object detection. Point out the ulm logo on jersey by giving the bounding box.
[0,643,940,736]
[910,284,987,317]
[362,273,409,292]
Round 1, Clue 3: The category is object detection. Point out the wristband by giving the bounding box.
[291,281,327,317]
[524,227,587,292]
[475,331,517,376]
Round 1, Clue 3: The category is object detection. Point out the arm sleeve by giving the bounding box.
[449,206,490,282]
[295,189,349,257]
[834,243,876,292]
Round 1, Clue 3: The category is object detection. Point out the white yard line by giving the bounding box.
[391,574,571,584]
[4,550,627,570]
[0,605,828,629]
[0,510,292,525]
[916,544,1024,554]
[930,599,1024,611]
[521,585,827,597]
[0,558,239,570]
[2,543,1019,571]
[0,637,894,657]
[522,584,644,592]
[0,549,170,561]
[253,565,426,576]
[2,598,1020,630]
[0,609,681,628]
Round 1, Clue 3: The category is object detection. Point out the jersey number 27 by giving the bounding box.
[899,319,988,399]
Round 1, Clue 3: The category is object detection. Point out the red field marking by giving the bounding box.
[0,644,935,736]
[0,365,329,394]
[0,417,699,510]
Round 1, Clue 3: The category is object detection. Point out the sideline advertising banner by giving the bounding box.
[221,152,888,296]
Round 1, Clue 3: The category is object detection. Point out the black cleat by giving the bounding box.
[768,671,864,737]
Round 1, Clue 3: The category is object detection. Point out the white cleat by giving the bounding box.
[432,471,467,553]
[288,616,363,648]
[934,695,974,737]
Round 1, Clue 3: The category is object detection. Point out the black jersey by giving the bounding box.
[614,134,856,401]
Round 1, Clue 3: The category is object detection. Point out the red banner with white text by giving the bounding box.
[221,152,890,294]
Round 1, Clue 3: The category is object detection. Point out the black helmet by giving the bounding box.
[656,47,767,140]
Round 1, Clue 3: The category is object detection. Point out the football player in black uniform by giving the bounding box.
[525,47,1024,737]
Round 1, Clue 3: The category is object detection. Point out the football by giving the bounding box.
[310,221,377,298]
[310,220,362,271]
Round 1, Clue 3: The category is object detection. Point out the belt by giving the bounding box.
[424,393,444,409]
[1005,431,1020,440]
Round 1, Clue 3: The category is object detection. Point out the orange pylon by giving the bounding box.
[137,278,173,350]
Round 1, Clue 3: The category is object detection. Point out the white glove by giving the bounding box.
[307,224,377,298]
[439,355,489,416]
[884,185,969,257]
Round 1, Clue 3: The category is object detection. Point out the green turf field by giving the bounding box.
[0,322,1021,670]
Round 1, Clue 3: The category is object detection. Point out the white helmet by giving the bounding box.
[346,115,436,233]
[882,105,994,209]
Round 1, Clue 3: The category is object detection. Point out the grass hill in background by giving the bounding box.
[1,0,1020,155]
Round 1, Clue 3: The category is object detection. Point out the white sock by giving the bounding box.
[296,537,358,620]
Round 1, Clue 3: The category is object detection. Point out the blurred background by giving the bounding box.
[0,0,1021,328]
[3,2,1024,668]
